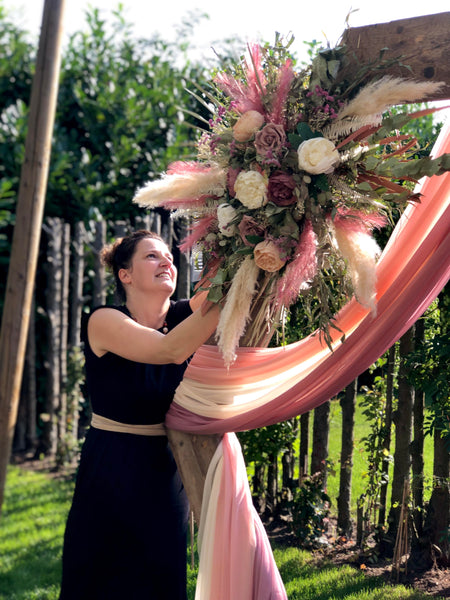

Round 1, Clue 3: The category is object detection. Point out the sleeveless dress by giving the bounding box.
[59,300,192,600]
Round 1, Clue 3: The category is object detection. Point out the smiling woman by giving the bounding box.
[58,229,219,600]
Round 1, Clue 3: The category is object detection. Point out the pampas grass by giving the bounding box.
[338,77,444,120]
[133,164,226,209]
[326,77,445,140]
[215,256,260,367]
[332,224,381,313]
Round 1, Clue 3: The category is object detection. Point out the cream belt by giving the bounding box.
[91,413,166,436]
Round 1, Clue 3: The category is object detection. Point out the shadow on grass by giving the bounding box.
[0,536,62,600]
[278,554,442,600]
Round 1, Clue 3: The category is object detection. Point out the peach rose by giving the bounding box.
[297,137,340,175]
[233,110,265,142]
[254,240,286,272]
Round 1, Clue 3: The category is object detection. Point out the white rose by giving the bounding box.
[217,203,237,237]
[234,171,268,209]
[297,137,340,175]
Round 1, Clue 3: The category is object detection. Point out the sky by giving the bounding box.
[6,0,450,64]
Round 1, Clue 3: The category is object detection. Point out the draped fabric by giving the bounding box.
[166,123,450,600]
[167,121,450,433]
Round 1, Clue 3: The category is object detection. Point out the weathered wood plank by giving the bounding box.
[340,12,450,100]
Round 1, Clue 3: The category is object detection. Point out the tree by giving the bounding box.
[406,290,450,567]
[337,379,357,537]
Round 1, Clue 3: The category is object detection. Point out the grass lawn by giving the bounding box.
[0,465,444,599]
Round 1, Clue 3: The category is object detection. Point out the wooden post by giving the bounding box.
[0,0,66,517]
[339,12,450,99]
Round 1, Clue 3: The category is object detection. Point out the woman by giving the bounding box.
[59,230,219,600]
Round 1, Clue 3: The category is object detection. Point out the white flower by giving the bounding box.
[234,171,268,209]
[297,137,340,175]
[217,203,237,237]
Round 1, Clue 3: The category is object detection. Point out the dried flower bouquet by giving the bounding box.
[133,36,450,366]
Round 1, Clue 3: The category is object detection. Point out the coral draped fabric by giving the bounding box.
[166,124,450,600]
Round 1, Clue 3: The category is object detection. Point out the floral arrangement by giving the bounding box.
[133,37,450,366]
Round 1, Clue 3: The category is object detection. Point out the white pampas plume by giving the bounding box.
[336,77,444,121]
[332,224,382,314]
[215,256,260,367]
[132,164,226,209]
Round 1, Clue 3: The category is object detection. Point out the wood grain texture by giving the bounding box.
[340,12,450,100]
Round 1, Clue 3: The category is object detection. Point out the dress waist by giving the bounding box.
[91,413,166,436]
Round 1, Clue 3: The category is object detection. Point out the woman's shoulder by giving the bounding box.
[80,305,127,344]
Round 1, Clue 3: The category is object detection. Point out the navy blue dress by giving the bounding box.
[59,301,192,600]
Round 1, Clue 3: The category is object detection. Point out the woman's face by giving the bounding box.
[122,237,177,296]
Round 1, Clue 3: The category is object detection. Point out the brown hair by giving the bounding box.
[101,230,165,302]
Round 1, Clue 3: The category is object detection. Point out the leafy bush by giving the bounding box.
[289,472,331,548]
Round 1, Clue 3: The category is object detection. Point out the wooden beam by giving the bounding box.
[340,12,450,100]
[0,0,66,518]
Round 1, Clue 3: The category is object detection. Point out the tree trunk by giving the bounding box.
[92,220,107,306]
[424,430,450,566]
[14,299,37,455]
[378,343,396,528]
[56,222,70,460]
[411,319,425,543]
[311,400,330,488]
[385,327,414,553]
[68,221,86,444]
[266,454,278,516]
[174,218,191,300]
[337,379,357,537]
[299,412,309,483]
[252,463,266,513]
[41,217,63,456]
[281,422,297,505]
[69,222,85,349]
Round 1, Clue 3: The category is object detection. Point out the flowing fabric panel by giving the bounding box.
[195,433,287,600]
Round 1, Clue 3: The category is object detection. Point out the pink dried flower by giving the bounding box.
[333,207,387,232]
[274,220,318,308]
[179,214,217,253]
[255,123,286,158]
[269,59,295,125]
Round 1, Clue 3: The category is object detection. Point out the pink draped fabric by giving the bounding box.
[166,124,450,600]
[166,122,450,433]
[209,433,286,600]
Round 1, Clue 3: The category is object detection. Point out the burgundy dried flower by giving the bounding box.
[268,171,297,206]
[238,215,265,246]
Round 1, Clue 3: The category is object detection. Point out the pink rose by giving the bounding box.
[238,215,265,246]
[233,110,265,142]
[268,171,297,206]
[254,123,286,157]
[254,240,286,272]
